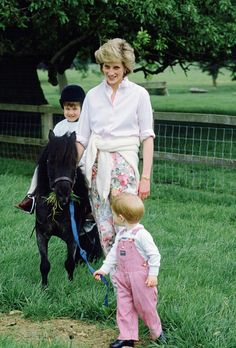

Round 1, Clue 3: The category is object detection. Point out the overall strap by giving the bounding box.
[118,226,143,240]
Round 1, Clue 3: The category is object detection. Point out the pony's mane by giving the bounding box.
[49,133,77,165]
[36,132,77,194]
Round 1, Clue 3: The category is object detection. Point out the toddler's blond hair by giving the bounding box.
[111,193,144,224]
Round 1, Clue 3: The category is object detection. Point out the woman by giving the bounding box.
[76,38,155,255]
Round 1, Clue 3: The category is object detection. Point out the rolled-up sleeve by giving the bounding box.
[137,88,155,141]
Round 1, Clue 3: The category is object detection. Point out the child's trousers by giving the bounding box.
[113,228,162,341]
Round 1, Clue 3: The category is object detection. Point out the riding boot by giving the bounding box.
[15,195,35,214]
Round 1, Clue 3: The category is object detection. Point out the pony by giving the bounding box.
[35,130,102,287]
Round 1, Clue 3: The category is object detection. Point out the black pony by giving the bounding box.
[35,130,102,287]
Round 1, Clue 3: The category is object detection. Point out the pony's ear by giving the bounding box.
[70,131,76,141]
[49,130,55,140]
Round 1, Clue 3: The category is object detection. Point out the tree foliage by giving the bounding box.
[0,0,235,85]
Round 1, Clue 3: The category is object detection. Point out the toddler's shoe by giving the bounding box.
[15,195,35,214]
[154,332,167,345]
[110,339,134,348]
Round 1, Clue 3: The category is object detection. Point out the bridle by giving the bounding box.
[47,158,77,191]
[51,176,74,187]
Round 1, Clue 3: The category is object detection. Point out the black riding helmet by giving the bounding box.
[59,84,86,109]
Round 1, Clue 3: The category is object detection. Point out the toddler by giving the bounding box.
[94,193,165,348]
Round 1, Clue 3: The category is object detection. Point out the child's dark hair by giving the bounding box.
[111,193,144,224]
[63,101,81,108]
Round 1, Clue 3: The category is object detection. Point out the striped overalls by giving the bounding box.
[113,227,162,341]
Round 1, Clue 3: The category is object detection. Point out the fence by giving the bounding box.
[0,103,63,160]
[0,104,236,193]
[153,112,236,194]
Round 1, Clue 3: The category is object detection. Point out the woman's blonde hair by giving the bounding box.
[111,193,144,224]
[95,38,135,75]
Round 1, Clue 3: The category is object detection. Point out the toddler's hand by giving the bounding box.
[145,275,158,287]
[93,269,106,281]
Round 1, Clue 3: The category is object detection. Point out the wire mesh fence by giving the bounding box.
[0,106,236,194]
[0,106,63,161]
[154,121,236,194]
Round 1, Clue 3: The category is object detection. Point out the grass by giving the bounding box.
[38,64,236,115]
[149,65,236,115]
[1,156,236,347]
[153,161,236,195]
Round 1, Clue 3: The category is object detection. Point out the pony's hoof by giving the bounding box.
[41,283,48,290]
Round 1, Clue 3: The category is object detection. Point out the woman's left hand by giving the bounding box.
[138,177,150,200]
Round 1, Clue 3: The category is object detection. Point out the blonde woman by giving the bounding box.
[76,38,155,255]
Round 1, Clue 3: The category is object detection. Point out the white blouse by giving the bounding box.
[76,77,155,148]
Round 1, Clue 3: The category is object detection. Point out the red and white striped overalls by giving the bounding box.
[113,227,162,341]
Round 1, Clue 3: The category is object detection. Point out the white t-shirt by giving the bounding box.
[53,118,79,136]
[76,77,155,148]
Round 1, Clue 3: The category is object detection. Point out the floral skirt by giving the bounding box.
[90,152,138,255]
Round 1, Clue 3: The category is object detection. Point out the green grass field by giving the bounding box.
[1,157,236,347]
[38,64,236,115]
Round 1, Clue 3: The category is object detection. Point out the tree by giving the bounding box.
[130,0,236,77]
[200,62,221,87]
[198,53,235,87]
[229,45,236,80]
[0,0,235,104]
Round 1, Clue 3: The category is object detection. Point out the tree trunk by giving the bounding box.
[0,55,48,105]
[57,72,68,94]
[212,76,217,88]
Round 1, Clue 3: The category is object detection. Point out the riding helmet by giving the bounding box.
[59,84,86,109]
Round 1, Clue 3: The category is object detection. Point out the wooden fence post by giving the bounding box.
[41,112,53,141]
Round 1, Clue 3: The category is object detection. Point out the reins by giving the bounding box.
[69,200,109,306]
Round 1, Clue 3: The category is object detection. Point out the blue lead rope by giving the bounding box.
[69,201,109,306]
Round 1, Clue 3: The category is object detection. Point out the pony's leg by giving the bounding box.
[36,231,51,287]
[65,240,76,281]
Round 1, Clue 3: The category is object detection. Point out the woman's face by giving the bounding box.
[102,62,126,90]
